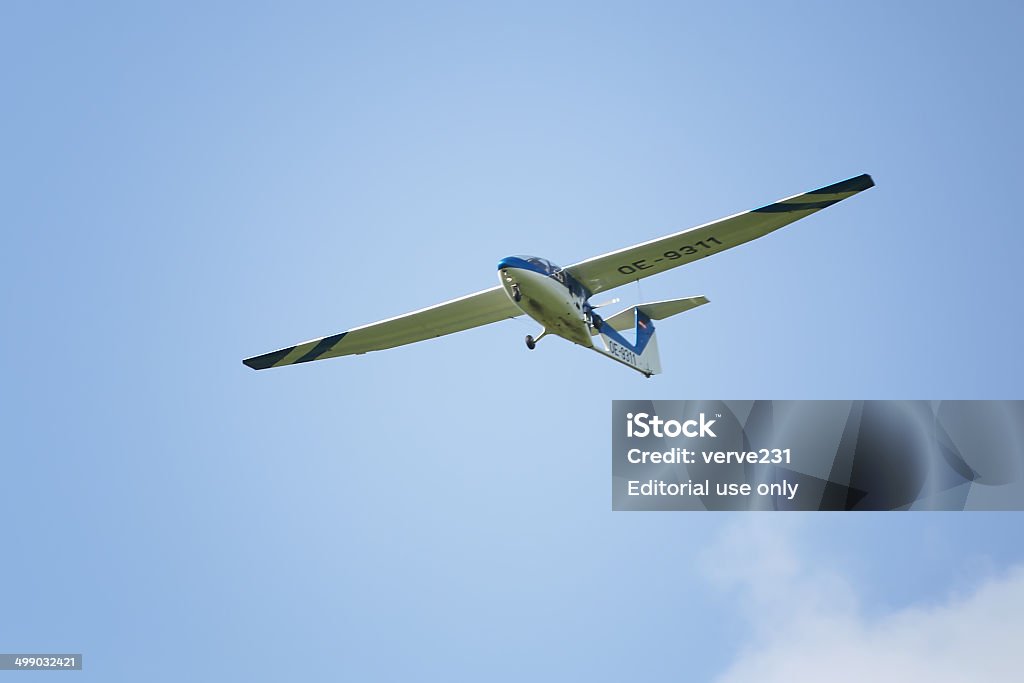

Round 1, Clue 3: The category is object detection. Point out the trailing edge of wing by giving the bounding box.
[243,286,522,370]
[565,173,874,295]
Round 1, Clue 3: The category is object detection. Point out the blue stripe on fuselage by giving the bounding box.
[497,256,547,275]
[498,255,592,300]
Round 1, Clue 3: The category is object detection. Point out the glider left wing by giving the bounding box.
[566,173,874,295]
[243,286,522,370]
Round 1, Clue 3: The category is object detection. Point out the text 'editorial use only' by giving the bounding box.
[611,401,1024,511]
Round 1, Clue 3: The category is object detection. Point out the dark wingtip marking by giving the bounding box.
[808,173,875,195]
[243,331,349,370]
[294,332,347,364]
[243,346,296,370]
[753,174,875,214]
[753,198,841,213]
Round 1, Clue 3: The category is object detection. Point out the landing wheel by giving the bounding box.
[511,284,522,302]
[525,334,536,350]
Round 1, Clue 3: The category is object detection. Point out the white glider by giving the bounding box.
[244,174,874,376]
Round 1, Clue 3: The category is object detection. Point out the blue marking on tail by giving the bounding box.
[598,308,655,354]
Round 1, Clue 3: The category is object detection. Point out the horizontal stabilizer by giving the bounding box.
[604,296,709,331]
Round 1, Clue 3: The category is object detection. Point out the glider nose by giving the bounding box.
[497,256,528,271]
[497,258,526,304]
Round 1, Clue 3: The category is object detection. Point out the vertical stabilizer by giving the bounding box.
[592,308,662,377]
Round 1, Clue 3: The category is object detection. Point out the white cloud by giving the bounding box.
[703,519,1024,683]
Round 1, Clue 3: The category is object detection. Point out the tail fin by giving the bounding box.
[591,296,708,376]
[592,307,662,376]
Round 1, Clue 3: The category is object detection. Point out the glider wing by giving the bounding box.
[243,286,521,369]
[565,174,874,295]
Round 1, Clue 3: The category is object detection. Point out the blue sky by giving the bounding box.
[3,2,1024,680]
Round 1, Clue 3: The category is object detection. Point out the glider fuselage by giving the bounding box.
[497,256,594,347]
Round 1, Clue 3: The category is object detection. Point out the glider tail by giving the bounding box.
[591,296,709,377]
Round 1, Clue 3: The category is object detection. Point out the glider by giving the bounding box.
[244,173,874,377]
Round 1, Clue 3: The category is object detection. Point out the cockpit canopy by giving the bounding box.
[512,255,561,275]
[497,254,591,300]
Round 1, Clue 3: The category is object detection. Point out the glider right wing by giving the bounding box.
[243,286,522,370]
